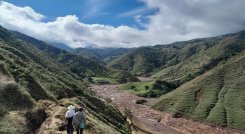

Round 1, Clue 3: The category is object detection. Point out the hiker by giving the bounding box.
[65,105,75,134]
[73,107,86,134]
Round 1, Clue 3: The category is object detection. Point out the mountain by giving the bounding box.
[153,49,245,130]
[12,31,108,77]
[73,47,132,62]
[109,36,225,75]
[111,30,245,130]
[152,31,245,130]
[47,42,73,51]
[152,31,245,85]
[72,48,103,61]
[0,26,129,133]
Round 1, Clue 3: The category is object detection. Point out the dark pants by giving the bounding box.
[76,126,84,134]
[67,123,73,134]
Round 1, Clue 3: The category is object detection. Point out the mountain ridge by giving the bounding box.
[0,25,129,134]
[110,29,245,130]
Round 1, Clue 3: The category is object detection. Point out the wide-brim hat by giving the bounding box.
[67,105,75,110]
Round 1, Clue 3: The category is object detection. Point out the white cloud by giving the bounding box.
[0,0,245,48]
[82,0,110,19]
[0,1,147,48]
[142,0,245,43]
[117,7,152,18]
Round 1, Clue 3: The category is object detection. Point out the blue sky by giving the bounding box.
[5,0,157,28]
[0,0,245,48]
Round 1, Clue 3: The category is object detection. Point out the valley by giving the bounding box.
[91,82,243,134]
[0,24,245,134]
[0,0,245,133]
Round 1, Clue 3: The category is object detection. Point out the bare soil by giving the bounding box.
[91,84,245,134]
[137,77,153,82]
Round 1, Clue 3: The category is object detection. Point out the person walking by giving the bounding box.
[73,107,86,134]
[65,105,75,134]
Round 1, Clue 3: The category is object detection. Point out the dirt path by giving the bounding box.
[91,84,244,134]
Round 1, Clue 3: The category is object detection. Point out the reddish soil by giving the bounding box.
[91,84,245,134]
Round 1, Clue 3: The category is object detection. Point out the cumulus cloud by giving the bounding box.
[0,0,245,48]
[142,0,245,43]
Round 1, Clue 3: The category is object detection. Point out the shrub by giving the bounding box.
[138,90,159,98]
[135,99,148,104]
[130,85,135,89]
[116,71,139,84]
[152,80,178,94]
[145,85,150,90]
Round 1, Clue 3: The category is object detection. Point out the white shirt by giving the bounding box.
[65,109,75,118]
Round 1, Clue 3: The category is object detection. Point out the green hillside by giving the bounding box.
[13,31,107,77]
[73,47,132,62]
[109,37,223,75]
[0,26,129,134]
[153,31,245,85]
[153,50,245,130]
[110,31,245,84]
[151,32,245,130]
[1,23,245,132]
[73,47,103,61]
[110,30,245,130]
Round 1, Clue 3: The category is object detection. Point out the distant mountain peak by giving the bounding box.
[47,42,73,51]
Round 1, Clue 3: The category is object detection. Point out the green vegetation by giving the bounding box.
[0,26,130,133]
[109,37,221,75]
[1,23,245,132]
[58,98,130,134]
[151,31,245,130]
[120,81,153,96]
[0,111,29,134]
[73,47,131,62]
[115,71,139,84]
[0,80,33,110]
[109,47,164,75]
[153,51,245,130]
[91,70,139,84]
[120,81,158,97]
[120,80,178,98]
[112,30,245,130]
[92,77,118,84]
[13,31,108,77]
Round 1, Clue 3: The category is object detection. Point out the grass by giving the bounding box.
[120,80,178,98]
[92,77,118,84]
[0,77,34,111]
[59,98,130,134]
[120,81,159,97]
[0,111,29,134]
[153,51,245,130]
[0,26,130,133]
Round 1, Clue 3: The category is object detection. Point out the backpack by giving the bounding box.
[79,122,85,129]
[79,112,85,129]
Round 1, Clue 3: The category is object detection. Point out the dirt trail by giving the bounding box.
[91,84,244,134]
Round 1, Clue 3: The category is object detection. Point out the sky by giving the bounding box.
[0,0,245,48]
